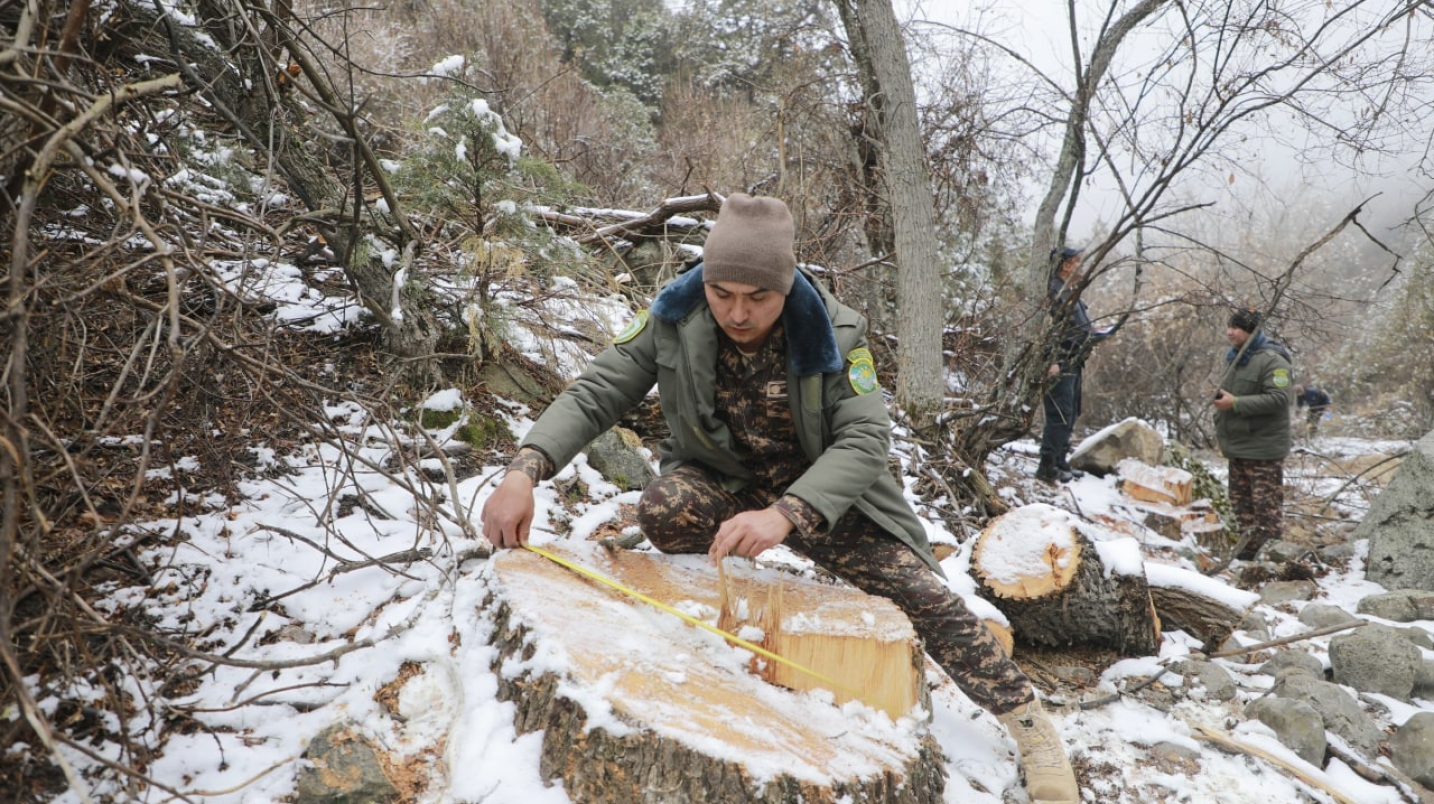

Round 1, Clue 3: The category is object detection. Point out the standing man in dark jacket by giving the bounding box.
[1038,247,1112,483]
[482,193,1079,804]
[1294,384,1333,439]
[1212,307,1294,560]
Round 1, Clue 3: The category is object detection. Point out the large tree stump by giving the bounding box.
[970,504,1162,656]
[486,541,946,804]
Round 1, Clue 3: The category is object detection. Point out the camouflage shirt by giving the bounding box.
[711,324,822,537]
[509,322,824,538]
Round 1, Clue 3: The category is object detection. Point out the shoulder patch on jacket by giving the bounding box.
[613,310,649,344]
[1272,367,1291,388]
[846,347,878,394]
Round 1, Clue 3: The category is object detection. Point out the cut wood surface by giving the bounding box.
[972,504,1162,656]
[1116,458,1194,506]
[487,540,943,804]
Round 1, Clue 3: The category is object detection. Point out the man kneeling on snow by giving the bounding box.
[480,193,1079,803]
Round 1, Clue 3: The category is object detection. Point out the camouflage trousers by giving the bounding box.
[1227,457,1285,559]
[637,463,1033,715]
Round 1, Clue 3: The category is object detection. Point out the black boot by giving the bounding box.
[1035,461,1071,483]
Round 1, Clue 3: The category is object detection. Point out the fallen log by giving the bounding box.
[1144,562,1259,651]
[486,540,945,804]
[971,504,1161,656]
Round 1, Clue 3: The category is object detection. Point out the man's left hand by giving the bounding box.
[710,508,794,563]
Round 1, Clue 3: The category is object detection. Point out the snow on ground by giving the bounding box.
[44,419,1419,804]
[26,254,1425,804]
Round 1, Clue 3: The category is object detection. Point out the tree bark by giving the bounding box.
[836,0,944,426]
[1147,585,1247,653]
[971,507,1161,656]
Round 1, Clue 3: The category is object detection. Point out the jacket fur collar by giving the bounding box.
[649,264,842,377]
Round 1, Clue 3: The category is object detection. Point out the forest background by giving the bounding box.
[4,0,1434,799]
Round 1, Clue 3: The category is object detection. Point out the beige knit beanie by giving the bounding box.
[701,193,796,295]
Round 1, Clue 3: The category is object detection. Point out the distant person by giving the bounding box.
[1212,307,1294,561]
[1038,246,1114,483]
[481,193,1080,803]
[1293,384,1332,439]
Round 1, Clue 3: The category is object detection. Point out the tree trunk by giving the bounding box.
[971,506,1161,656]
[1145,565,1258,652]
[953,0,1173,474]
[486,541,947,804]
[837,0,943,426]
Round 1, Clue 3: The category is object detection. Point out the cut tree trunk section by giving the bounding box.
[1116,458,1194,506]
[486,541,945,804]
[1144,563,1260,652]
[971,504,1162,656]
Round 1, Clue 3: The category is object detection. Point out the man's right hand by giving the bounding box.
[480,471,536,549]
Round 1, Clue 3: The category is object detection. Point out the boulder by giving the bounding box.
[1391,712,1434,789]
[1356,589,1434,622]
[583,426,657,491]
[1361,430,1434,590]
[1296,603,1361,630]
[1258,650,1324,679]
[1171,659,1238,702]
[1070,418,1165,477]
[1329,624,1422,701]
[1244,697,1327,767]
[1271,668,1387,757]
[1259,580,1318,606]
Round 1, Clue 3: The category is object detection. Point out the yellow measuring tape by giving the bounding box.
[522,543,870,707]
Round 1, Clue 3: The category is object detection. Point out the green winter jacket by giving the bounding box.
[1214,337,1294,461]
[520,265,943,575]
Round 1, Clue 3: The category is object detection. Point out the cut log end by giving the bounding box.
[487,542,946,803]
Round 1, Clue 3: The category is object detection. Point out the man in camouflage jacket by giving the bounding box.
[482,193,1079,803]
[1213,307,1294,560]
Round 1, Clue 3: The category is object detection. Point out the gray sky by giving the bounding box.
[896,0,1433,246]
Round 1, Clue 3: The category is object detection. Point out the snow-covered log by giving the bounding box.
[486,541,945,804]
[971,504,1162,656]
[1144,563,1260,651]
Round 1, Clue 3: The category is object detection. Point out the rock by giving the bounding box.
[1070,418,1165,477]
[1149,741,1202,763]
[1362,430,1434,590]
[583,426,656,492]
[1391,712,1434,789]
[1271,667,1387,757]
[1415,660,1434,697]
[1297,603,1361,630]
[1171,659,1238,702]
[1262,540,1312,564]
[1259,580,1318,606]
[1240,610,1272,642]
[1315,543,1357,564]
[1357,589,1434,622]
[1258,650,1325,679]
[1399,626,1434,650]
[1244,697,1328,767]
[295,724,400,804]
[1329,624,1421,701]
